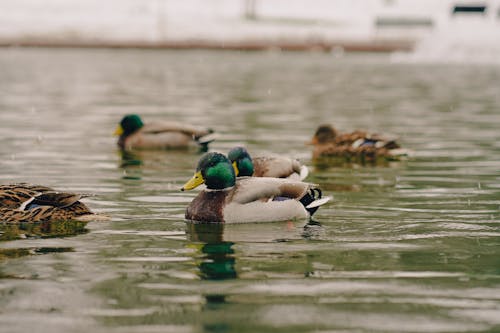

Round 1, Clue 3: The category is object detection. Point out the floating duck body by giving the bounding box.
[0,183,96,223]
[228,147,309,181]
[310,124,408,161]
[181,153,329,223]
[115,114,216,151]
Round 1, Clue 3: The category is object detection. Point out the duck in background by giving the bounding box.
[0,183,101,223]
[180,152,330,223]
[309,124,410,163]
[227,146,309,180]
[114,114,217,151]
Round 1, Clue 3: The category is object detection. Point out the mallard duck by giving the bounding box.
[227,146,309,180]
[0,183,98,223]
[180,152,330,223]
[309,124,409,161]
[114,114,217,151]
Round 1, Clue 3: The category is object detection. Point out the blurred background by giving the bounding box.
[1,0,500,62]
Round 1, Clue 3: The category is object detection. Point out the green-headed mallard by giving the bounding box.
[114,114,217,151]
[0,183,98,223]
[309,124,409,161]
[227,146,309,180]
[180,152,330,223]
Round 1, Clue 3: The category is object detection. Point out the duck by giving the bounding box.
[227,146,309,180]
[0,183,98,223]
[309,124,409,162]
[114,114,217,151]
[180,152,330,223]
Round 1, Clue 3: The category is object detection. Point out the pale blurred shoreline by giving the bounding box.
[0,0,443,53]
[0,38,414,53]
[3,0,499,61]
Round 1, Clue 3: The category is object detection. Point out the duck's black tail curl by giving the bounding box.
[299,188,323,216]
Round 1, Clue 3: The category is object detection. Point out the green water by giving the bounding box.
[0,48,499,333]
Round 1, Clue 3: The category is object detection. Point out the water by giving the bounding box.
[0,48,499,333]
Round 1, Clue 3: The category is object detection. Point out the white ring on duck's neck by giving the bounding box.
[205,187,234,192]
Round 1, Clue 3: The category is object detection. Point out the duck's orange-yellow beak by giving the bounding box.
[232,161,239,177]
[113,125,124,136]
[181,171,205,191]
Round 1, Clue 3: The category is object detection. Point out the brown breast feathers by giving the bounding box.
[185,190,229,222]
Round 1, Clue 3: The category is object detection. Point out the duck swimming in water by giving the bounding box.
[114,114,217,151]
[0,183,99,223]
[181,152,330,223]
[227,146,309,180]
[309,124,409,162]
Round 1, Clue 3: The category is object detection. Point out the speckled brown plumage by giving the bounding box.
[0,183,95,223]
[310,124,402,161]
[0,183,53,208]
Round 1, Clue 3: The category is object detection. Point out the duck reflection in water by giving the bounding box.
[118,150,144,180]
[186,222,236,315]
[0,219,89,241]
[0,247,74,264]
[186,222,237,281]
[301,219,325,240]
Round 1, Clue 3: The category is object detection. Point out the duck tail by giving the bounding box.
[299,188,332,216]
[388,148,413,159]
[382,140,400,150]
[195,132,219,152]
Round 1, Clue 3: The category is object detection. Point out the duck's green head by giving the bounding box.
[181,152,236,191]
[227,146,254,177]
[114,114,144,137]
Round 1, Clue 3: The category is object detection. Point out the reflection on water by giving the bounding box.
[312,155,406,169]
[119,150,143,168]
[0,246,74,261]
[118,150,144,180]
[0,48,499,333]
[187,223,237,280]
[0,220,88,241]
[187,222,236,323]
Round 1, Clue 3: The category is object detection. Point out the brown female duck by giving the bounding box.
[309,124,409,161]
[0,183,98,223]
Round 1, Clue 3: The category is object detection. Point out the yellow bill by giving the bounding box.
[181,171,205,191]
[232,161,239,177]
[113,125,124,136]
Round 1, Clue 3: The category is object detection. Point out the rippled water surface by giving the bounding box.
[0,48,499,333]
